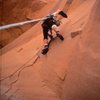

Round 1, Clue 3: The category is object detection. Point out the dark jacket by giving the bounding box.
[42,15,56,30]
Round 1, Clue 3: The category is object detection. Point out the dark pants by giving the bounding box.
[42,27,49,39]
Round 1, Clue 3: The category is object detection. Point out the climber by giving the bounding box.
[41,10,68,54]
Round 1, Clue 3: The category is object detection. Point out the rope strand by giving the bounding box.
[0,17,47,30]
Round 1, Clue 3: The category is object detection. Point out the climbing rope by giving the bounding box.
[0,17,47,30]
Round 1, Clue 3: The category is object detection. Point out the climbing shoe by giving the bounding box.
[42,45,49,55]
[56,33,64,41]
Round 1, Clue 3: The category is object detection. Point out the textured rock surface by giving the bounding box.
[1,0,100,100]
[62,0,100,100]
[0,0,47,48]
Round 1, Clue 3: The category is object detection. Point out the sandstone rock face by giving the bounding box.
[68,0,86,12]
[62,0,100,100]
[1,0,100,100]
[0,0,47,48]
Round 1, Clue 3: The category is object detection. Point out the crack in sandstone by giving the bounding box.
[1,54,40,96]
[0,47,42,81]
